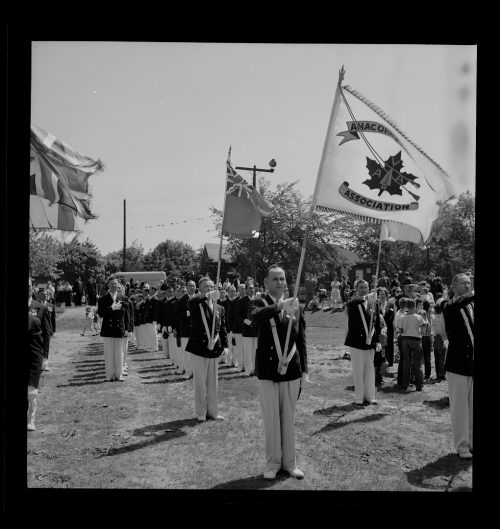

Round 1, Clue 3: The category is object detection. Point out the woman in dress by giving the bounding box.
[330,277,342,309]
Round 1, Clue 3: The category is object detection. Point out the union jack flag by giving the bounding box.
[225,161,273,215]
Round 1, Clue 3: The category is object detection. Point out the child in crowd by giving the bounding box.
[420,300,433,380]
[81,306,99,336]
[397,299,426,391]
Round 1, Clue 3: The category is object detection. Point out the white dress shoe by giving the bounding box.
[458,450,473,459]
[286,467,305,479]
[196,415,206,421]
[27,423,36,431]
[263,470,277,480]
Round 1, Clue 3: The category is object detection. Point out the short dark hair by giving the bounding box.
[160,284,168,291]
[265,264,284,278]
[198,276,212,287]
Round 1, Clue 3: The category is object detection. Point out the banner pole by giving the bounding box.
[210,146,232,342]
[281,67,346,373]
[367,222,384,344]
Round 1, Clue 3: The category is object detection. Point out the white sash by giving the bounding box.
[460,305,474,348]
[262,299,297,372]
[358,303,374,346]
[199,302,219,350]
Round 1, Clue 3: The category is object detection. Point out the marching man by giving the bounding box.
[185,277,228,421]
[344,279,382,406]
[249,264,308,480]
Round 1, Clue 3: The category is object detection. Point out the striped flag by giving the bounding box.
[315,74,458,245]
[222,156,273,238]
[30,123,103,222]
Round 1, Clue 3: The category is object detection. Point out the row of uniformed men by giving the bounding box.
[97,270,308,480]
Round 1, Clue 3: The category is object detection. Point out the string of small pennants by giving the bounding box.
[129,216,210,230]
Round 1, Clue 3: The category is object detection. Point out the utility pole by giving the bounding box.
[235,159,276,281]
[123,199,126,272]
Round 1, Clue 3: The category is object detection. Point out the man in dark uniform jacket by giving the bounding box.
[119,283,134,377]
[156,284,170,361]
[223,285,238,366]
[228,284,246,370]
[29,286,53,372]
[97,276,131,381]
[166,286,181,370]
[240,280,259,376]
[249,265,308,480]
[143,285,159,352]
[185,277,228,421]
[175,280,196,378]
[344,279,382,406]
[439,273,474,459]
[28,278,44,431]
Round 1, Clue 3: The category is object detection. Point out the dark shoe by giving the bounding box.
[416,387,423,391]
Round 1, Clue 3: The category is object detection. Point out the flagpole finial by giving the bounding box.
[339,65,346,83]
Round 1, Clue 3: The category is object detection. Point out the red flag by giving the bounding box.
[221,161,273,237]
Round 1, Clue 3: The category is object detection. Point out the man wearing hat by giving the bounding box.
[175,281,196,378]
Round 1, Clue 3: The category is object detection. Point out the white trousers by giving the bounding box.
[28,386,38,427]
[123,336,128,368]
[447,371,473,454]
[160,335,170,359]
[168,334,179,368]
[134,325,145,348]
[349,346,376,404]
[103,337,127,379]
[145,322,158,351]
[258,379,300,472]
[242,336,258,374]
[232,333,243,367]
[178,337,193,376]
[191,355,219,418]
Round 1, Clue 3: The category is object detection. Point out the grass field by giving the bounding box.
[27,305,472,491]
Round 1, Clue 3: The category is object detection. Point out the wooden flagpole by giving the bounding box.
[281,66,346,372]
[210,146,232,342]
[367,221,384,343]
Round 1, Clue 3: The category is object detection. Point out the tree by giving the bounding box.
[57,239,105,284]
[103,240,146,276]
[29,229,62,280]
[346,192,475,285]
[143,239,197,282]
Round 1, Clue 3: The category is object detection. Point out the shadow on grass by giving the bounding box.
[73,359,105,365]
[313,412,387,435]
[211,470,289,489]
[128,357,171,363]
[406,453,472,491]
[71,372,106,380]
[423,396,450,409]
[142,376,189,384]
[137,366,176,374]
[218,373,254,381]
[313,403,360,415]
[100,418,201,457]
[378,384,411,394]
[56,379,110,387]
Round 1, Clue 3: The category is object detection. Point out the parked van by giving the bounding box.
[115,271,166,286]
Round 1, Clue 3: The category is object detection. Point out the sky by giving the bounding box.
[30,42,476,255]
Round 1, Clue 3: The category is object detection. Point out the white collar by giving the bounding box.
[268,293,283,304]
